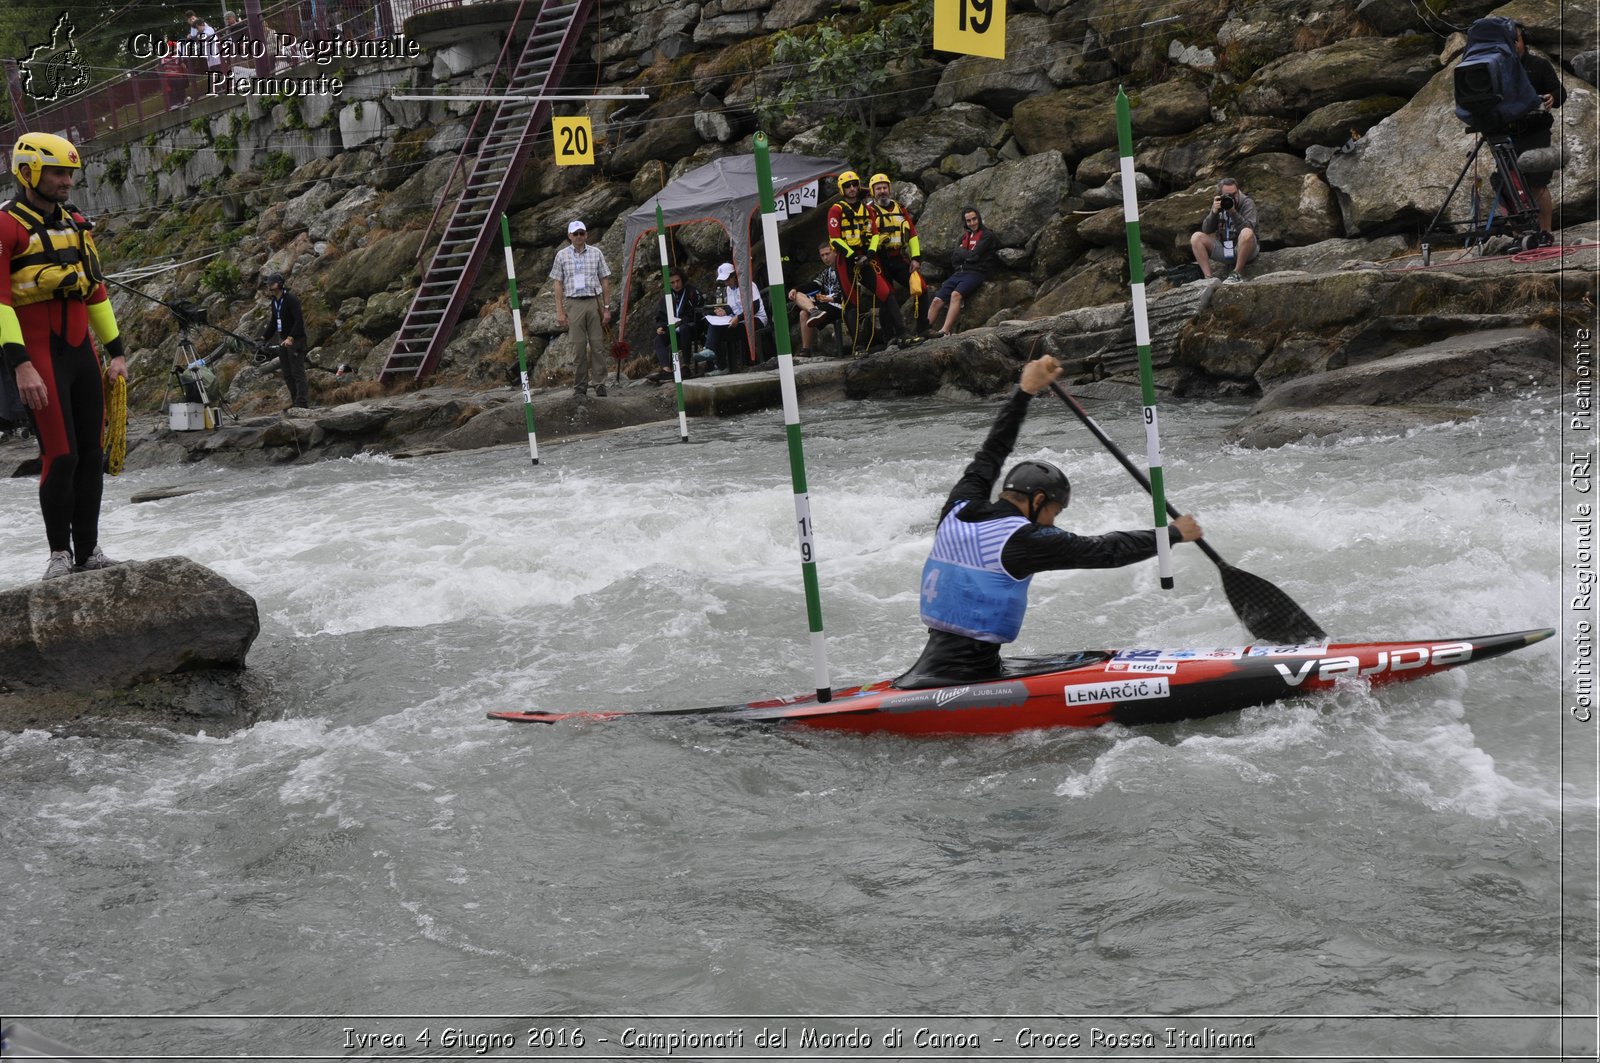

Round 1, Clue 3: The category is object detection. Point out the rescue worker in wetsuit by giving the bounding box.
[866,173,920,338]
[1,133,128,580]
[826,170,900,350]
[895,355,1203,688]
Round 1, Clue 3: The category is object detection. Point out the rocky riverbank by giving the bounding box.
[62,0,1595,428]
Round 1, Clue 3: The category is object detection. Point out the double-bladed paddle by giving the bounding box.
[1048,382,1328,644]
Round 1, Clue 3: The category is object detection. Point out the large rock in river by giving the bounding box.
[0,556,259,695]
[1249,326,1559,412]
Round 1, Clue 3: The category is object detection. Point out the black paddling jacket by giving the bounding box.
[898,388,1182,687]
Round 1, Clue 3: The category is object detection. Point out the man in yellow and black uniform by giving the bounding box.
[1,133,129,580]
[826,170,904,349]
[866,173,923,339]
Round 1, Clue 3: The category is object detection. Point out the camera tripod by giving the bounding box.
[1421,131,1549,262]
[159,323,235,429]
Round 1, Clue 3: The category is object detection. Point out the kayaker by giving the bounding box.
[895,355,1203,688]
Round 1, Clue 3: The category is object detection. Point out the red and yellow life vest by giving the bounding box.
[4,198,101,307]
[869,200,920,257]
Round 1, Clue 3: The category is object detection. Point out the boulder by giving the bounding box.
[607,95,703,175]
[1325,61,1597,234]
[1131,117,1296,189]
[1251,327,1559,411]
[845,334,1022,398]
[877,103,1010,176]
[507,182,635,245]
[317,228,425,304]
[1238,34,1439,117]
[1226,404,1474,447]
[1014,77,1210,163]
[930,15,1059,114]
[1500,0,1600,60]
[1287,96,1408,150]
[0,557,259,695]
[1252,234,1412,276]
[921,151,1072,254]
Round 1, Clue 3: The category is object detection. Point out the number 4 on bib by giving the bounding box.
[553,117,594,166]
[933,0,1005,58]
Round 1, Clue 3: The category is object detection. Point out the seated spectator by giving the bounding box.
[652,266,704,380]
[1189,177,1258,283]
[928,206,997,337]
[703,262,767,374]
[788,242,845,355]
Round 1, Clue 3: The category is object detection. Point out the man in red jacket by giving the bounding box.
[1,133,129,579]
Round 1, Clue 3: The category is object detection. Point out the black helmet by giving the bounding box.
[1002,460,1071,508]
[261,272,285,287]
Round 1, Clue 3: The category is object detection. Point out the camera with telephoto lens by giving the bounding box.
[171,300,207,328]
[1218,194,1236,212]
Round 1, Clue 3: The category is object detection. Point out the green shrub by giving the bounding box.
[201,259,242,295]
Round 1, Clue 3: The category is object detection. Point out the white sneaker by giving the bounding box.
[43,551,73,580]
[78,546,117,571]
[1223,273,1245,284]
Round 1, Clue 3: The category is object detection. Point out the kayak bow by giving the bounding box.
[489,629,1552,736]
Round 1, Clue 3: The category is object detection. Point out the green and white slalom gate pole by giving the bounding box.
[1115,87,1172,589]
[499,214,540,466]
[654,204,689,442]
[754,132,832,702]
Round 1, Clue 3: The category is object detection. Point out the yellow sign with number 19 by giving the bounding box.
[933,0,1004,59]
[553,117,594,166]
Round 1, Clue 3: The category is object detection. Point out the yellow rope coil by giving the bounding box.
[104,372,127,476]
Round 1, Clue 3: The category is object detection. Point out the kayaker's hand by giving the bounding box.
[1172,514,1202,541]
[1019,355,1062,395]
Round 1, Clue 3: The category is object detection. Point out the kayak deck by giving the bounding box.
[488,629,1552,736]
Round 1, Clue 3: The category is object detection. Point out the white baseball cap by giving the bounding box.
[716,262,735,281]
[568,220,587,234]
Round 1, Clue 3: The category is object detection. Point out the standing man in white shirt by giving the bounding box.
[548,220,613,398]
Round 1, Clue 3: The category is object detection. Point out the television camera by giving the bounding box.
[1422,15,1557,260]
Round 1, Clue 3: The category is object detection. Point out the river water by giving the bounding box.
[1,387,1591,1061]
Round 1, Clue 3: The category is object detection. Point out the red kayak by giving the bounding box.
[488,629,1552,737]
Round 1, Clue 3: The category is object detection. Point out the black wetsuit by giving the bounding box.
[895,387,1183,688]
[0,199,121,564]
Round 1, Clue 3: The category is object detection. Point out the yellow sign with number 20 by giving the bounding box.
[553,117,594,166]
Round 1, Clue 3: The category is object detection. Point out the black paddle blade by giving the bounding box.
[1217,560,1327,644]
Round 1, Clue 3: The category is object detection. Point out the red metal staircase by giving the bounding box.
[380,0,596,383]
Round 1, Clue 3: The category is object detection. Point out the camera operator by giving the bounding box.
[1514,22,1567,237]
[1189,178,1258,284]
[258,272,309,410]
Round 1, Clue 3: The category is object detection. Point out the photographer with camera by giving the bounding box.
[258,272,309,410]
[1189,178,1258,284]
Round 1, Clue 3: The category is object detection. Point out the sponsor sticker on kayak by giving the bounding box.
[1105,660,1179,675]
[1245,642,1332,656]
[1062,677,1170,706]
[1112,647,1244,663]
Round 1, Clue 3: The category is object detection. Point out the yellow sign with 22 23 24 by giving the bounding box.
[933,0,1005,58]
[553,117,594,166]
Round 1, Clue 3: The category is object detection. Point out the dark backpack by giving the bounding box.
[1454,17,1542,134]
